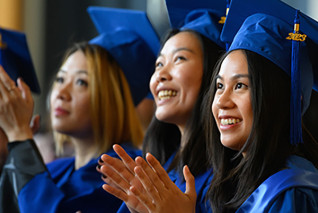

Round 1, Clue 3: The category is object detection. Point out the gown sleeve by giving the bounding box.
[0,140,47,213]
[0,139,124,213]
[268,188,318,212]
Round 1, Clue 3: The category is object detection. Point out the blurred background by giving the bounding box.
[0,0,317,157]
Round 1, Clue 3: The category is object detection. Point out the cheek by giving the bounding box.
[49,91,57,109]
[149,76,157,96]
[211,98,218,121]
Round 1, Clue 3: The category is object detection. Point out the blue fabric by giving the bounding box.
[0,27,40,93]
[117,153,212,213]
[17,143,141,213]
[87,7,160,105]
[236,156,318,213]
[165,0,226,49]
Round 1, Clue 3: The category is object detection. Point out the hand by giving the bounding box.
[30,114,41,135]
[0,66,33,141]
[97,144,147,213]
[0,128,8,171]
[130,153,197,213]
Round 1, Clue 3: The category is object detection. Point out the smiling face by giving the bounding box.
[150,31,203,132]
[212,50,253,151]
[50,50,92,138]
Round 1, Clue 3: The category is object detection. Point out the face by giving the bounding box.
[50,50,92,138]
[212,50,253,151]
[150,31,203,132]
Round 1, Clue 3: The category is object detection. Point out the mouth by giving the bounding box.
[54,107,70,116]
[220,118,242,125]
[158,90,177,101]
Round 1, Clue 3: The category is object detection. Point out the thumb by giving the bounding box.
[183,165,196,202]
[30,114,41,135]
[17,78,32,102]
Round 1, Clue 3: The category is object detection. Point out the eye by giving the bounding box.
[175,56,186,63]
[216,82,223,90]
[55,76,64,84]
[155,61,163,69]
[235,82,248,90]
[76,79,88,87]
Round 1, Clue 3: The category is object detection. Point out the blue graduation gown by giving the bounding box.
[236,155,318,213]
[0,140,141,213]
[117,153,213,213]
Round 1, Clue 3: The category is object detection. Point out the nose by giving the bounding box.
[215,89,234,109]
[155,66,172,82]
[55,83,71,101]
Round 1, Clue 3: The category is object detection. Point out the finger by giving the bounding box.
[0,66,16,91]
[130,184,156,212]
[30,114,41,134]
[100,164,131,192]
[17,78,32,102]
[135,156,166,193]
[183,165,197,202]
[103,184,129,202]
[101,154,135,183]
[134,165,161,202]
[113,144,137,174]
[145,153,175,188]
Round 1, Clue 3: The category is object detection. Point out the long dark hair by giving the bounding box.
[204,49,318,212]
[142,29,224,177]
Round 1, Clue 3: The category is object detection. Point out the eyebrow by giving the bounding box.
[58,70,88,75]
[158,47,195,57]
[216,74,249,81]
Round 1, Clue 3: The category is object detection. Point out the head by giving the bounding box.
[144,28,224,174]
[210,49,291,156]
[150,30,204,133]
[50,42,143,156]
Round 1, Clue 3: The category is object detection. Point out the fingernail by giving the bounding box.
[96,165,101,170]
[98,158,103,163]
[102,174,107,179]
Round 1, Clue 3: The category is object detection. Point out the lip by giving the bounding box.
[54,107,70,116]
[218,115,242,130]
[155,86,178,105]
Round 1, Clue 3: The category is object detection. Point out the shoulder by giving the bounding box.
[237,156,318,212]
[268,187,318,212]
[46,157,74,175]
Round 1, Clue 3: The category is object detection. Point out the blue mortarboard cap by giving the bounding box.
[222,0,318,145]
[0,28,40,94]
[87,6,160,105]
[165,0,227,48]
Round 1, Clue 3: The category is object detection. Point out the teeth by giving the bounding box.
[158,90,177,100]
[221,118,241,125]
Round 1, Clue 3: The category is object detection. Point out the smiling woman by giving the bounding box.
[203,0,318,211]
[96,4,226,212]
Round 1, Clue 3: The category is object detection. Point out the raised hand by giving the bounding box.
[0,66,34,142]
[97,144,147,213]
[130,153,197,213]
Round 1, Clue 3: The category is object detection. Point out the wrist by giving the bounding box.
[7,126,33,142]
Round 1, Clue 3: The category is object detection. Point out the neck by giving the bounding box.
[178,125,186,149]
[71,136,97,170]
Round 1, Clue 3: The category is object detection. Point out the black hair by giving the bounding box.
[142,29,224,177]
[204,49,318,212]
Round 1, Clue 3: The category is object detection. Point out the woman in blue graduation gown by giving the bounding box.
[204,0,318,212]
[0,7,159,213]
[96,1,227,212]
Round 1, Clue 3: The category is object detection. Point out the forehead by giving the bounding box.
[60,50,88,74]
[161,31,203,55]
[218,50,248,77]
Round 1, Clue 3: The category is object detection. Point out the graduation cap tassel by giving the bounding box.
[225,0,231,50]
[289,10,304,145]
